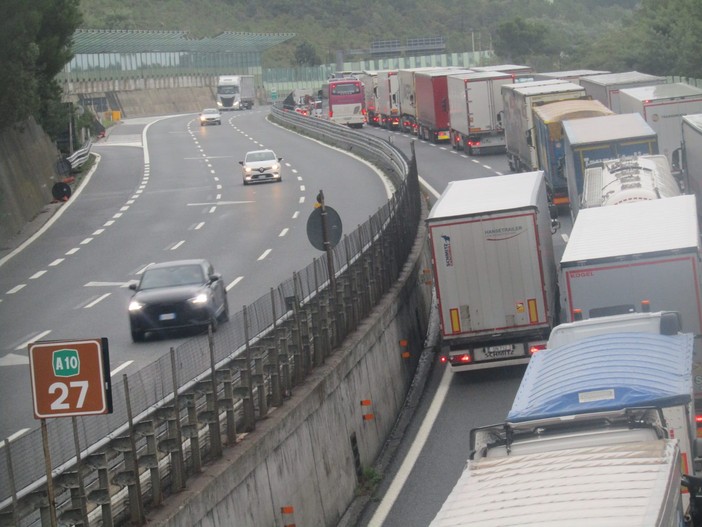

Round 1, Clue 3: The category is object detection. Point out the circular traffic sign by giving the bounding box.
[306,205,342,251]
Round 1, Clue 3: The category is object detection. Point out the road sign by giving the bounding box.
[306,205,343,251]
[28,338,112,419]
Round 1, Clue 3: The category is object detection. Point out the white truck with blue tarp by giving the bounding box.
[430,332,700,526]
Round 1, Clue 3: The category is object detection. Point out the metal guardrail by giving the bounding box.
[0,109,421,526]
[66,141,93,172]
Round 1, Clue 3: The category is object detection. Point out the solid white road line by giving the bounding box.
[368,365,453,526]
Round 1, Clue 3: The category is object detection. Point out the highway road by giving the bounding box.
[0,110,573,526]
[0,109,392,440]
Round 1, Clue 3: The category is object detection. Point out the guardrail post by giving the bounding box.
[207,325,223,458]
[2,438,20,527]
[253,356,268,419]
[279,337,292,397]
[137,420,161,506]
[217,368,237,445]
[120,375,145,525]
[183,394,202,473]
[169,348,186,491]
[85,453,113,527]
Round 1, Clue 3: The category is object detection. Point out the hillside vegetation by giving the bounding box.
[77,0,701,76]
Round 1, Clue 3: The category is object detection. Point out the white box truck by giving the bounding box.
[216,75,255,110]
[430,332,698,527]
[678,114,702,220]
[535,69,610,84]
[559,194,702,338]
[619,83,702,176]
[579,70,666,112]
[446,71,514,155]
[426,171,559,371]
[502,80,586,173]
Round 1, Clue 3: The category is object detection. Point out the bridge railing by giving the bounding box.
[0,110,421,526]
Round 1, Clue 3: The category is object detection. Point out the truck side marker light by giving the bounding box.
[450,308,461,333]
[528,299,538,323]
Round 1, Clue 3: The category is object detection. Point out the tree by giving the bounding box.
[294,41,321,66]
[0,0,82,134]
[493,17,548,64]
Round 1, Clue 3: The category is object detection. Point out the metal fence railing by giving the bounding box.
[0,108,422,526]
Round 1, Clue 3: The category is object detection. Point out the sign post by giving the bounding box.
[28,338,112,525]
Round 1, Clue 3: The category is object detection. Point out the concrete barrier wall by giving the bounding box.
[147,207,432,526]
[0,118,59,248]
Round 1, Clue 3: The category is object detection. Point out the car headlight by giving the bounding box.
[129,300,144,312]
[200,115,206,121]
[244,166,252,173]
[189,293,209,305]
[272,163,280,171]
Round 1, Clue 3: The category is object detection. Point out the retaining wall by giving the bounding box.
[146,204,432,526]
[0,118,60,249]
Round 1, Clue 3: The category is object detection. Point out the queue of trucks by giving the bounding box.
[418,65,702,523]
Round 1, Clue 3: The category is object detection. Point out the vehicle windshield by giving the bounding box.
[332,83,361,95]
[140,265,204,289]
[217,86,239,95]
[246,151,276,162]
[202,109,218,114]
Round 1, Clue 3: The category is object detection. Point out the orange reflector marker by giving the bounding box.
[400,339,410,359]
[361,399,374,421]
[527,299,538,323]
[360,399,372,406]
[450,308,461,333]
[281,505,296,527]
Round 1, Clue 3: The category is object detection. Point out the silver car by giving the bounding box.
[239,149,283,185]
[199,108,221,126]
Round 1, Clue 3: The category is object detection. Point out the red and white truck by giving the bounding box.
[414,68,472,143]
[376,69,400,129]
[560,194,702,341]
[446,70,514,155]
[427,171,559,371]
[619,82,702,177]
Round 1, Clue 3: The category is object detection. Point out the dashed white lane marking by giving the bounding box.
[66,248,80,255]
[110,361,133,377]
[226,276,243,291]
[49,258,63,266]
[279,228,289,237]
[171,240,185,250]
[80,238,93,245]
[15,330,52,350]
[30,270,47,279]
[292,211,300,219]
[298,196,305,204]
[257,249,272,261]
[84,293,111,308]
[6,284,26,294]
[195,222,205,230]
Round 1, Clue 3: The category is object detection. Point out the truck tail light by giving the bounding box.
[329,110,333,118]
[467,139,480,147]
[529,344,546,355]
[449,353,472,365]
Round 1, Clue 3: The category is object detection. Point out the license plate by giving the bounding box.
[438,132,450,141]
[474,344,522,361]
[159,313,176,321]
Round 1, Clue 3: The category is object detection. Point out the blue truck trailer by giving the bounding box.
[532,99,614,207]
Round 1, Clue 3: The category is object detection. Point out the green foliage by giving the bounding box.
[294,41,322,66]
[0,0,82,134]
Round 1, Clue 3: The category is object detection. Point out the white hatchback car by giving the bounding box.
[239,149,283,185]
